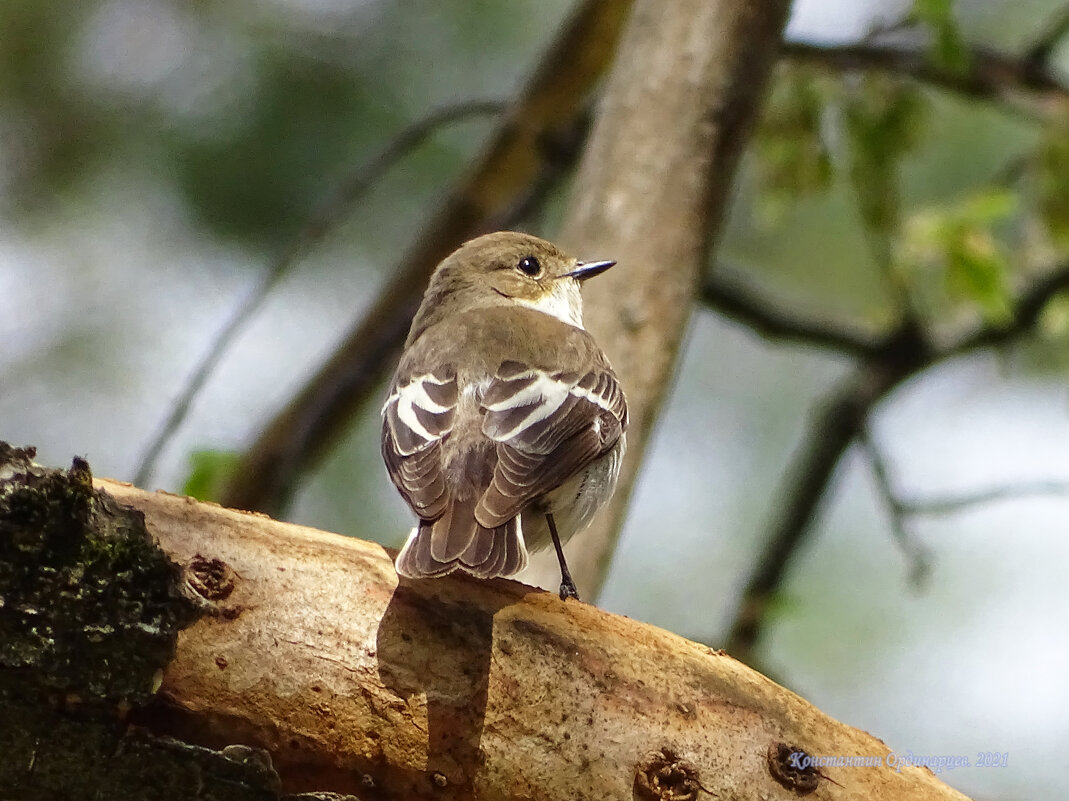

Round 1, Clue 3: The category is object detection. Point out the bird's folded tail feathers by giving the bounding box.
[395,499,529,580]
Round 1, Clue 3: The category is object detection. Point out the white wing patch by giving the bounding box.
[480,362,624,450]
[571,381,619,414]
[482,370,572,441]
[395,380,448,440]
[383,369,457,456]
[475,359,627,528]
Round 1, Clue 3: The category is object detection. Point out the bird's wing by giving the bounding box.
[475,358,627,528]
[380,364,457,520]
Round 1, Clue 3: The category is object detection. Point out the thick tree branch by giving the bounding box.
[0,450,975,800]
[219,0,634,516]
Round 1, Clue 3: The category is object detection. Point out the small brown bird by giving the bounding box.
[381,231,627,600]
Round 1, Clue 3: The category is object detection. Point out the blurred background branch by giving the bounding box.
[1026,2,1069,67]
[132,99,506,488]
[723,257,1069,664]
[218,0,633,515]
[702,271,882,355]
[860,424,935,586]
[783,40,1069,118]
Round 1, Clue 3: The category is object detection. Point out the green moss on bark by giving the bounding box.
[0,444,362,800]
[0,442,200,704]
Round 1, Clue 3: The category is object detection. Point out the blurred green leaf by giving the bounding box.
[173,49,395,245]
[753,66,833,220]
[910,0,970,74]
[912,0,954,25]
[945,228,1013,323]
[0,3,113,214]
[763,590,804,622]
[956,187,1018,222]
[1036,116,1069,249]
[844,76,927,265]
[1038,292,1069,338]
[183,449,242,502]
[899,187,1017,324]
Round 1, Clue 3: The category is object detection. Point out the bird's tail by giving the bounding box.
[394,498,529,580]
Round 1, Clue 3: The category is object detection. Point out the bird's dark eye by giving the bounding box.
[517,256,541,276]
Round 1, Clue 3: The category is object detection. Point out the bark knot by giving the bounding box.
[767,742,820,795]
[187,554,236,601]
[635,748,703,800]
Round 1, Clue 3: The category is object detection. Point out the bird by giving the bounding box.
[380,231,627,600]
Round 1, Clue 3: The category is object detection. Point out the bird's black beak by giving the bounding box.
[563,259,616,281]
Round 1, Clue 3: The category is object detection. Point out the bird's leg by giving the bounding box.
[546,512,579,601]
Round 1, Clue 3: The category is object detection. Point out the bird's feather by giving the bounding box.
[381,365,456,518]
[476,363,626,528]
[382,305,627,580]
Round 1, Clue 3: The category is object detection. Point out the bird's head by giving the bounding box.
[410,231,615,341]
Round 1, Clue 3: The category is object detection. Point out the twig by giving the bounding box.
[861,429,1069,583]
[860,14,917,44]
[700,272,880,357]
[858,426,931,587]
[899,480,1069,515]
[132,100,505,488]
[1025,3,1069,69]
[948,263,1069,355]
[783,40,1069,119]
